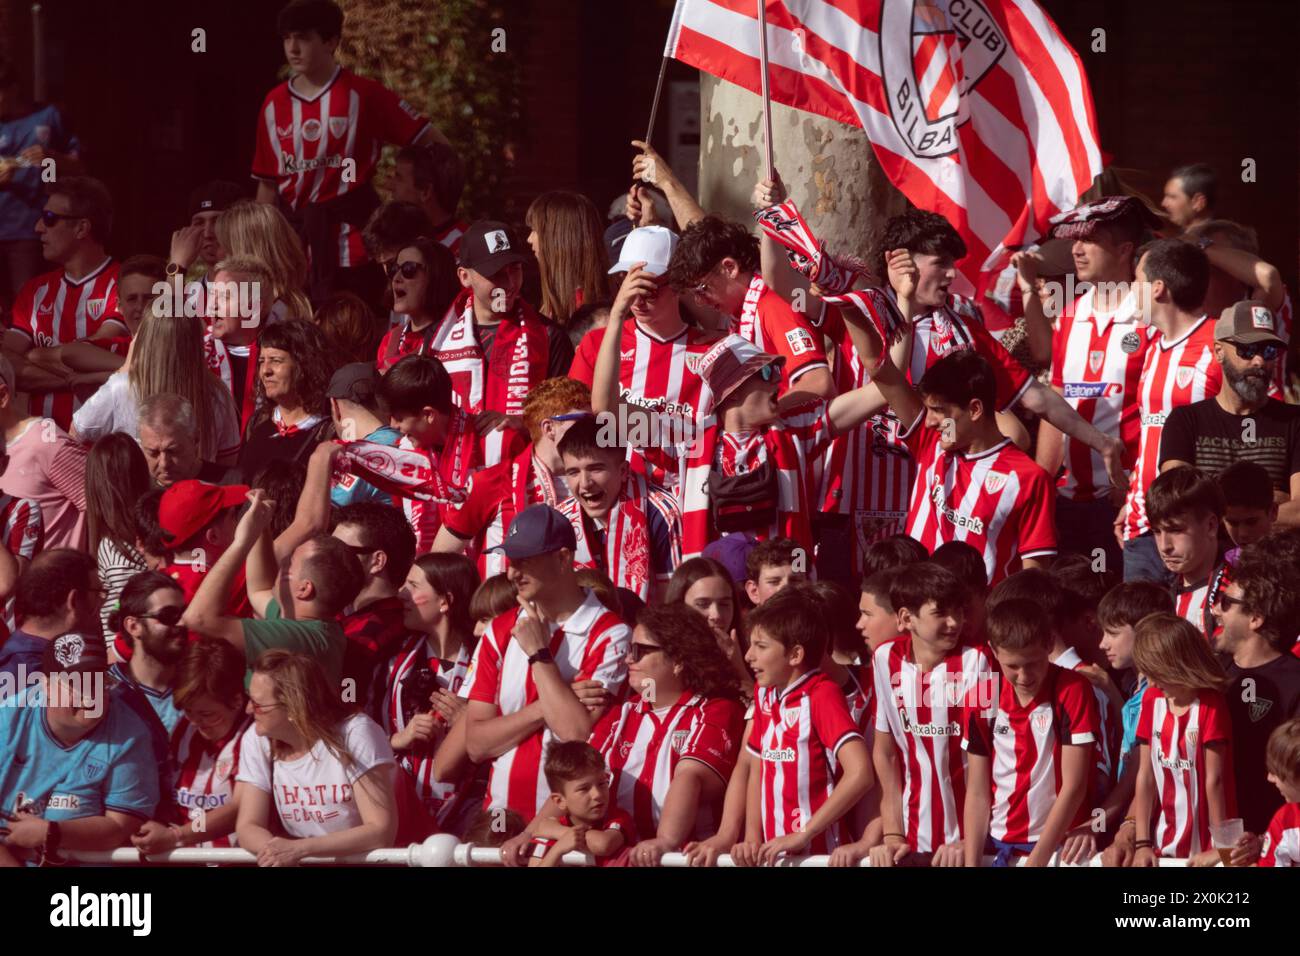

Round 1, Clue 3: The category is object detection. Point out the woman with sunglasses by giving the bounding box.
[500,604,745,867]
[375,236,460,372]
[236,319,334,483]
[131,637,251,853]
[235,649,397,867]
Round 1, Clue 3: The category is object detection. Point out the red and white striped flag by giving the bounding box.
[666,0,1104,285]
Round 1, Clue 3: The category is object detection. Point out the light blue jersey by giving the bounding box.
[108,662,182,734]
[330,425,400,507]
[0,695,159,822]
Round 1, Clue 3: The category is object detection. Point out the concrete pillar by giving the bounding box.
[698,74,907,266]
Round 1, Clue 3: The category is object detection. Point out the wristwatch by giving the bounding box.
[165,261,185,277]
[527,648,554,667]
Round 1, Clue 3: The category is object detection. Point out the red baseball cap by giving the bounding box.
[158,480,249,547]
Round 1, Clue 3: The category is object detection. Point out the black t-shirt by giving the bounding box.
[236,416,331,484]
[1160,398,1300,491]
[227,350,251,408]
[1224,652,1300,832]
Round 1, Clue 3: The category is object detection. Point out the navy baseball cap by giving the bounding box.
[489,504,576,561]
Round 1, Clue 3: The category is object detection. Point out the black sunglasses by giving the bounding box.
[1234,342,1281,362]
[40,209,85,228]
[1214,592,1246,612]
[137,606,186,627]
[628,642,663,663]
[386,260,426,280]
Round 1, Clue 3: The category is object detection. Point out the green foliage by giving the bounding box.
[336,0,523,218]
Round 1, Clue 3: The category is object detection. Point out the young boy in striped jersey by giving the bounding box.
[963,599,1099,867]
[865,564,994,867]
[734,585,872,865]
[528,741,634,867]
[1145,465,1225,636]
[1261,719,1300,867]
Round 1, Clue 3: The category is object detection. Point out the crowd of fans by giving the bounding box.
[0,0,1297,870]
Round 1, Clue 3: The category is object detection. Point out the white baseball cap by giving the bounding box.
[609,225,679,276]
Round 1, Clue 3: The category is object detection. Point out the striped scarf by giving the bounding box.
[755,199,904,342]
[334,437,468,505]
[430,289,550,468]
[559,475,681,601]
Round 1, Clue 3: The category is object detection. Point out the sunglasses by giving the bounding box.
[249,700,283,714]
[1234,342,1281,362]
[549,412,590,423]
[137,605,186,627]
[40,209,85,228]
[385,260,426,280]
[628,642,663,663]
[756,362,781,383]
[1214,592,1246,612]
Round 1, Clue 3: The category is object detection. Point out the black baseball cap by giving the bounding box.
[188,180,245,219]
[458,220,530,276]
[488,504,576,561]
[327,362,382,404]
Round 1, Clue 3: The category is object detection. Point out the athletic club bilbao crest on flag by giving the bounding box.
[881,0,1007,159]
[1176,366,1194,390]
[85,298,106,321]
[1088,350,1105,374]
[983,471,1008,495]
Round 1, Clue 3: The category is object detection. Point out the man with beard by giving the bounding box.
[106,572,190,734]
[1160,300,1300,527]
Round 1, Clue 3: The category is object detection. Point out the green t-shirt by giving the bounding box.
[242,598,345,689]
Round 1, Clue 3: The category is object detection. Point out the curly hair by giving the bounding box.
[873,209,966,280]
[253,319,334,424]
[665,216,760,291]
[636,603,742,701]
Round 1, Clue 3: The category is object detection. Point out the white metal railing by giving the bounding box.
[63,834,1193,867]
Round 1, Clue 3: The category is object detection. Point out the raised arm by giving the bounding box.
[631,140,704,229]
[182,490,275,650]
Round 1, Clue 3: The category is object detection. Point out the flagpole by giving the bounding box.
[756,0,774,178]
[644,56,670,147]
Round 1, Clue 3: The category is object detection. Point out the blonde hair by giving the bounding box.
[215,201,311,320]
[253,650,356,763]
[129,314,237,460]
[1132,613,1228,694]
[525,191,609,327]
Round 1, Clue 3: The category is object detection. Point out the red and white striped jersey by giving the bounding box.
[731,275,828,391]
[251,67,430,267]
[433,218,470,257]
[1053,646,1117,788]
[8,259,123,428]
[1124,317,1223,539]
[816,294,1031,535]
[441,445,568,577]
[906,295,1032,406]
[1174,578,1212,636]
[841,662,874,737]
[379,634,472,826]
[672,403,834,559]
[464,591,630,818]
[962,664,1098,844]
[570,320,718,425]
[592,691,744,843]
[396,435,445,554]
[746,669,864,853]
[0,493,42,636]
[1135,686,1234,858]
[169,714,252,848]
[873,637,996,852]
[902,417,1058,586]
[1050,288,1153,501]
[1260,802,1300,867]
